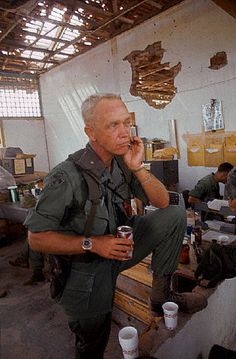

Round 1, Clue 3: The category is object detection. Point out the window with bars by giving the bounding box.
[0,76,41,118]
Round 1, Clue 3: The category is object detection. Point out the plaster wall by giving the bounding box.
[2,119,49,172]
[40,0,236,191]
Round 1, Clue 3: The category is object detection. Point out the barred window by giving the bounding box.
[0,76,41,118]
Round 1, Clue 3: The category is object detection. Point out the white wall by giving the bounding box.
[40,0,236,191]
[2,119,49,172]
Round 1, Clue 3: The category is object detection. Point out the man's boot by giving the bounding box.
[150,274,208,316]
[23,269,45,285]
[9,255,29,268]
[170,291,208,314]
[150,274,171,316]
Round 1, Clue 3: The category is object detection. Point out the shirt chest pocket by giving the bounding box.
[85,199,109,236]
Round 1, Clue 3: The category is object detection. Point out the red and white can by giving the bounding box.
[117,225,133,258]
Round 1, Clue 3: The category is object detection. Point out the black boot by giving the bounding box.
[23,269,45,285]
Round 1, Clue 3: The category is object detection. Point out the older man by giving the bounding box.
[25,94,206,359]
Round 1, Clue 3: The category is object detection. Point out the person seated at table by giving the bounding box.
[224,167,236,213]
[9,178,45,285]
[188,162,233,206]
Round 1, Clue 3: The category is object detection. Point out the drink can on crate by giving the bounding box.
[117,225,133,258]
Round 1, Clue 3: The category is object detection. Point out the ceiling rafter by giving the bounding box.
[0,53,58,63]
[0,0,38,43]
[0,0,185,76]
[43,0,149,63]
[211,0,236,19]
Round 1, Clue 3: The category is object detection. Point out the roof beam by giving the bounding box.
[75,0,134,24]
[211,0,236,19]
[0,53,58,64]
[0,0,38,43]
[43,0,147,62]
[20,29,71,44]
[0,70,36,78]
[145,0,163,9]
[0,62,42,72]
[0,5,93,32]
[1,40,54,54]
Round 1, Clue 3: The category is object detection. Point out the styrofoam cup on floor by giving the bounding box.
[162,301,179,330]
[118,326,139,359]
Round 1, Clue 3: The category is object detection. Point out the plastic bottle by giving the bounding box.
[186,208,195,227]
[192,226,202,245]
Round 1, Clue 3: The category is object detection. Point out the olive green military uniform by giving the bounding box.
[25,144,186,359]
[189,173,220,202]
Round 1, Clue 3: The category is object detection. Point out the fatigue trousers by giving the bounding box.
[64,206,186,359]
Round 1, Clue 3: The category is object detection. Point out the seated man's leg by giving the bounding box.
[69,312,112,359]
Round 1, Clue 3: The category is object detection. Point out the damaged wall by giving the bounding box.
[40,0,236,191]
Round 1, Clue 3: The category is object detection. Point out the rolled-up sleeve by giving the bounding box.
[24,170,74,232]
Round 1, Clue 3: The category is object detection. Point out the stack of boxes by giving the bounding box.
[0,147,35,175]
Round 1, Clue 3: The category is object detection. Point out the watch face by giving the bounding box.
[82,238,92,250]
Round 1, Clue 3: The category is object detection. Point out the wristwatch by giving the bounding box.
[82,237,93,251]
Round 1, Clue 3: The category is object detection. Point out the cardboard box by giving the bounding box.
[1,157,34,175]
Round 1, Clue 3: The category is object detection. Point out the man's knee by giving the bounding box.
[151,205,186,225]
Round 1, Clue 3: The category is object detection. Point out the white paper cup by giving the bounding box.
[162,301,179,330]
[118,326,139,359]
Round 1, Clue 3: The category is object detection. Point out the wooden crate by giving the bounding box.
[114,259,155,325]
[114,289,157,325]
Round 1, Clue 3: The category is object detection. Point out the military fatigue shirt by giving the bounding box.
[24,144,149,318]
[189,173,220,202]
[25,144,148,236]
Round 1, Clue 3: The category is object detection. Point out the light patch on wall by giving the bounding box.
[57,83,98,142]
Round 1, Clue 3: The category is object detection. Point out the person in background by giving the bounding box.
[9,240,45,285]
[25,93,207,359]
[188,162,233,206]
[9,178,45,285]
[224,167,236,213]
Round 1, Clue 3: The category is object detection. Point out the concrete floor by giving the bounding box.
[0,238,123,359]
[3,237,235,359]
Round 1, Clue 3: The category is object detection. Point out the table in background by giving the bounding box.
[0,202,30,223]
[14,171,47,185]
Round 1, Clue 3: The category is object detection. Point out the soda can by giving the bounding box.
[117,225,133,258]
